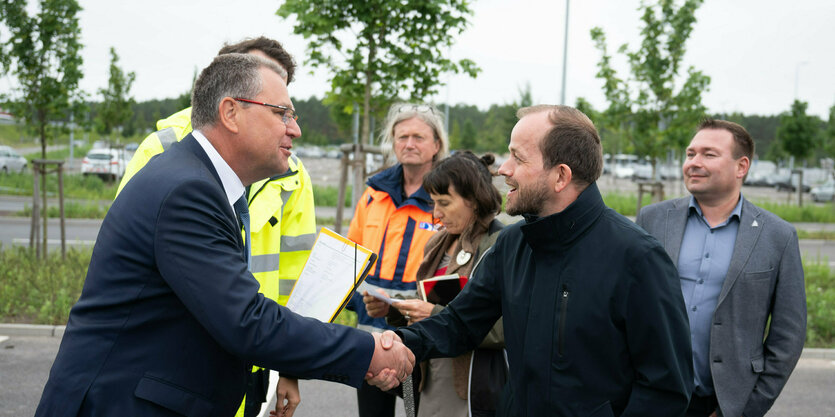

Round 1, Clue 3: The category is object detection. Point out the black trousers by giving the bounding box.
[686,392,719,417]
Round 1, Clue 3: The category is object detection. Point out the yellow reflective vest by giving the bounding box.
[116,108,316,417]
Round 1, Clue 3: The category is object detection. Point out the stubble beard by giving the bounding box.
[506,177,551,217]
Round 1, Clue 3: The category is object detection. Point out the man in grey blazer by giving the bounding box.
[636,119,806,417]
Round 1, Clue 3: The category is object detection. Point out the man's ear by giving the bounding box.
[737,156,751,179]
[217,97,242,133]
[552,164,573,193]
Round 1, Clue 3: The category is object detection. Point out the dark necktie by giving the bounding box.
[233,195,251,270]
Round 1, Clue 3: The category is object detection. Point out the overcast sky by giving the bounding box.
[6,0,835,118]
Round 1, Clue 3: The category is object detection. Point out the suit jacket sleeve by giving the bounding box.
[742,228,806,417]
[153,178,374,387]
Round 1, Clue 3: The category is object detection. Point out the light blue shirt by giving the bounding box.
[677,195,743,396]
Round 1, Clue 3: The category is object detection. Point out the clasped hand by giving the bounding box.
[365,330,415,391]
[362,289,434,325]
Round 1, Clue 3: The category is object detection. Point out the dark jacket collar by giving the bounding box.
[367,164,433,212]
[520,182,606,249]
[179,133,223,188]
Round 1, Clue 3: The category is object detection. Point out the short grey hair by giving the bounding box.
[191,53,287,129]
[379,103,449,164]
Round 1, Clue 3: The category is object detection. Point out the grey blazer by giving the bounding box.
[636,197,806,417]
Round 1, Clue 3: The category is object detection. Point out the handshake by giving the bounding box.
[365,330,415,391]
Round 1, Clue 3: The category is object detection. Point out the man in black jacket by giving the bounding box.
[392,105,694,416]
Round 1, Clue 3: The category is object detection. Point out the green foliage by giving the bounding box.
[312,184,353,207]
[588,0,709,172]
[752,200,835,223]
[0,171,117,201]
[0,245,91,324]
[778,100,820,163]
[277,0,480,146]
[603,192,655,216]
[18,200,110,219]
[0,0,85,159]
[2,246,831,349]
[95,47,136,140]
[804,258,835,347]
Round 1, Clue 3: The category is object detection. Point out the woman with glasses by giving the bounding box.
[364,151,507,417]
[347,103,448,417]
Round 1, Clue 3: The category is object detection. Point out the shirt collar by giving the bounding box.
[689,193,743,223]
[192,130,245,209]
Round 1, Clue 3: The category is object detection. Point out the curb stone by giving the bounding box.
[0,323,832,360]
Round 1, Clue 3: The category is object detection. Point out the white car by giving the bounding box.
[811,180,835,202]
[81,148,127,181]
[0,145,27,174]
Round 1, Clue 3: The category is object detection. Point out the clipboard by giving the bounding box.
[285,227,377,323]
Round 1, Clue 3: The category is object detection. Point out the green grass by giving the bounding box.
[312,184,353,207]
[753,200,835,223]
[604,192,657,217]
[804,257,835,347]
[0,172,118,200]
[24,144,93,162]
[18,200,111,219]
[797,230,835,240]
[0,246,92,324]
[0,246,832,347]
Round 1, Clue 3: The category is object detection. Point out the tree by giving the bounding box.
[587,0,710,178]
[0,0,84,158]
[277,0,480,149]
[823,103,835,158]
[95,47,136,142]
[777,99,819,164]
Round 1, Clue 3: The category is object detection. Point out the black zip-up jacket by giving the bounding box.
[399,183,694,416]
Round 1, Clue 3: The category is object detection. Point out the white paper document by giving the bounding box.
[286,227,376,323]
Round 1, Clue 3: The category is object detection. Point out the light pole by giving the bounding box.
[560,0,570,105]
[794,61,808,99]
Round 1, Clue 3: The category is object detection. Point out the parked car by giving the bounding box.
[81,148,127,181]
[745,160,777,187]
[811,180,835,202]
[0,145,27,174]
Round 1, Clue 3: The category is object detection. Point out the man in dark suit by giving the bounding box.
[35,53,414,417]
[636,119,806,417]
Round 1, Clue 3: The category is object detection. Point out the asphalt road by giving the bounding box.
[0,335,831,416]
[0,335,406,417]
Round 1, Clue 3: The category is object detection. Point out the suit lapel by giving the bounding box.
[664,198,690,267]
[718,198,762,305]
[180,133,224,188]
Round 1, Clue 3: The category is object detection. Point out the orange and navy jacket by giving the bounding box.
[347,164,436,330]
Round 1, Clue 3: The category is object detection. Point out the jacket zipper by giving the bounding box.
[558,285,570,357]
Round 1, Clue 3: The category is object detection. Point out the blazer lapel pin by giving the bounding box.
[752,220,758,227]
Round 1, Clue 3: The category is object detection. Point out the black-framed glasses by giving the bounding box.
[233,98,299,124]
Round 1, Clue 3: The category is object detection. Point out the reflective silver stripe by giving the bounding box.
[250,253,280,273]
[278,279,297,296]
[280,233,316,252]
[289,154,300,166]
[279,189,293,222]
[157,127,177,150]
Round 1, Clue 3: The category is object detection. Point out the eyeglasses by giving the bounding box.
[233,98,299,124]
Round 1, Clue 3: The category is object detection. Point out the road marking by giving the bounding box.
[0,336,8,344]
[13,238,95,245]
